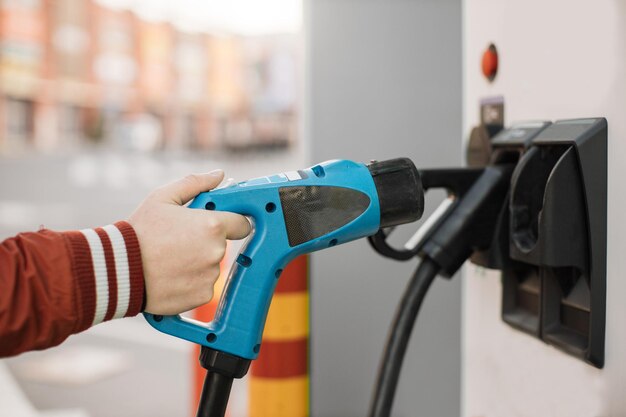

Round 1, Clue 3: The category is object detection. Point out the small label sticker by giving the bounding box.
[284,171,302,181]
[480,96,504,127]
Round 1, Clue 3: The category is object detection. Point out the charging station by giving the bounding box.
[463,1,624,415]
[304,1,621,416]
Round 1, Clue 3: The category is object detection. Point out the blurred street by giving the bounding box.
[0,146,305,417]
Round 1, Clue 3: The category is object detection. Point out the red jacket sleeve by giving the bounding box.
[0,221,144,357]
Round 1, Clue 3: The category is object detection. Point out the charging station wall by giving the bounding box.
[463,1,626,416]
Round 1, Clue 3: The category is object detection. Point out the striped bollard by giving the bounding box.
[249,255,309,417]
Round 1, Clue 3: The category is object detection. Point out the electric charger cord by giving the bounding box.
[367,258,440,417]
[195,347,250,417]
[367,164,514,417]
[196,371,233,417]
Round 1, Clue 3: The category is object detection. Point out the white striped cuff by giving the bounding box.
[65,221,144,329]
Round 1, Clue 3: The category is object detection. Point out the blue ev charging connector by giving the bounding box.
[144,158,425,417]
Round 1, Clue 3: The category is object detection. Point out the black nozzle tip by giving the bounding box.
[367,158,424,228]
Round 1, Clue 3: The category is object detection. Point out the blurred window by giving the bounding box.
[5,98,33,142]
[2,0,41,9]
[58,104,82,145]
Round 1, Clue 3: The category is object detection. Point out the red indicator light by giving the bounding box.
[482,44,498,81]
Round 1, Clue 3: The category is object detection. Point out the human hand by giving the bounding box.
[128,170,251,315]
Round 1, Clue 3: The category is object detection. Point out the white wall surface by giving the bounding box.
[463,1,626,416]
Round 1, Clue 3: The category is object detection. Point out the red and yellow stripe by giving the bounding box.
[250,255,309,417]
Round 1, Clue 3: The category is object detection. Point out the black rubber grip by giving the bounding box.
[367,158,424,228]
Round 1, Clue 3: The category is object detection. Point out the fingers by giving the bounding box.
[157,170,225,205]
[210,211,252,240]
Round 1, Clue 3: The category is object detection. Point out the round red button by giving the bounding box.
[482,44,498,81]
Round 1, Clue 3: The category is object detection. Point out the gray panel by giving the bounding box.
[306,0,462,416]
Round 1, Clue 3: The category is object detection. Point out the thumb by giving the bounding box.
[157,170,225,205]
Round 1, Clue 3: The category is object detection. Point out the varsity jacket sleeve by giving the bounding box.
[0,221,145,357]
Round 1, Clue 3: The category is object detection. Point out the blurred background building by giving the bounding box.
[0,1,303,416]
[0,0,299,155]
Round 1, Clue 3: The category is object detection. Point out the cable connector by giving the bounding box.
[421,164,514,277]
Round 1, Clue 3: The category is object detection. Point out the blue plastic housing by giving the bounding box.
[144,159,380,359]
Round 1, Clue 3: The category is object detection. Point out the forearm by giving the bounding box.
[0,221,145,357]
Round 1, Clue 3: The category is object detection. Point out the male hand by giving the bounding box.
[128,170,251,315]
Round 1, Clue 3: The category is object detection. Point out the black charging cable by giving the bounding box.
[195,347,251,417]
[368,165,514,417]
[196,371,233,417]
[367,258,440,417]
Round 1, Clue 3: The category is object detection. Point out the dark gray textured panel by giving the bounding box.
[280,186,370,247]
